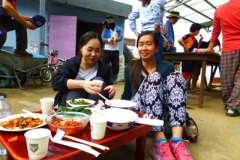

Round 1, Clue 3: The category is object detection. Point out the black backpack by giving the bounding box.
[183,112,199,142]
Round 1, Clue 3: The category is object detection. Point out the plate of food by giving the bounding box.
[66,98,95,108]
[105,99,137,109]
[0,113,47,132]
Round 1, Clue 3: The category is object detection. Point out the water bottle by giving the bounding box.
[0,96,11,156]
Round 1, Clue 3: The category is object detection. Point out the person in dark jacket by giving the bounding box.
[51,31,116,106]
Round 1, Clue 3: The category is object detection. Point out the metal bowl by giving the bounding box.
[45,112,90,135]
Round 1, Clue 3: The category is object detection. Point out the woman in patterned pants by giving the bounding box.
[121,31,192,160]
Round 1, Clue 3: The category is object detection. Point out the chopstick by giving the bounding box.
[97,93,114,106]
[97,93,109,101]
[64,135,109,151]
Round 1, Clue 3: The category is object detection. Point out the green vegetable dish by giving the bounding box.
[69,99,91,105]
[58,106,92,115]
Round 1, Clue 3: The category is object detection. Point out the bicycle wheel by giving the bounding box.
[0,66,12,88]
[40,67,52,82]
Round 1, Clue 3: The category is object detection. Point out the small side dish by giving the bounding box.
[69,99,91,105]
[66,98,95,108]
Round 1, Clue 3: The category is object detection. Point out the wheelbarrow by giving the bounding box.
[0,46,48,89]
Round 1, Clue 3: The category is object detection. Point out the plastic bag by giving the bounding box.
[117,55,125,82]
[183,112,199,142]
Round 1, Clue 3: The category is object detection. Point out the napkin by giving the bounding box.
[135,118,164,126]
[49,129,100,157]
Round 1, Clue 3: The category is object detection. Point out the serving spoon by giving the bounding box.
[97,93,113,106]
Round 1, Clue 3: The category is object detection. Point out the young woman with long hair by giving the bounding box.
[122,31,193,160]
[52,31,115,106]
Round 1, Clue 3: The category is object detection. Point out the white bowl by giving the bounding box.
[66,98,95,108]
[100,108,138,131]
[105,99,136,109]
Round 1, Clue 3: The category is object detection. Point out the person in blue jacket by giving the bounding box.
[163,10,181,70]
[101,16,123,83]
[163,11,180,52]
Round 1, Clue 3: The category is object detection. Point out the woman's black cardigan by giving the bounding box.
[51,55,113,106]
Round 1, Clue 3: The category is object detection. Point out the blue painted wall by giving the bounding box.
[4,0,127,55]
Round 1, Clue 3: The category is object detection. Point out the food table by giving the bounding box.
[0,112,152,160]
[163,52,221,108]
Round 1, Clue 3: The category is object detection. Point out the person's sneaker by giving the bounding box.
[224,105,230,111]
[148,142,175,160]
[170,139,193,160]
[226,109,240,117]
[14,49,33,58]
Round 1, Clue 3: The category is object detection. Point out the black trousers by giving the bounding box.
[103,50,119,76]
[0,19,27,49]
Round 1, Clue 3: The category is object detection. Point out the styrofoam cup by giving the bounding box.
[24,128,51,160]
[40,98,54,115]
[90,113,107,140]
[92,80,103,91]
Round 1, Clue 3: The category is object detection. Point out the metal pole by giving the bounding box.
[39,0,46,55]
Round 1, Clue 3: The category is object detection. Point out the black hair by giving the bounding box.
[190,23,202,32]
[141,0,151,7]
[129,31,159,91]
[108,23,116,30]
[136,31,159,48]
[78,31,103,55]
[207,39,221,46]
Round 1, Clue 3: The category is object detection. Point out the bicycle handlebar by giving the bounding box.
[40,42,49,47]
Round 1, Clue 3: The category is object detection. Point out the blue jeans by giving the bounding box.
[0,19,27,49]
[155,34,163,60]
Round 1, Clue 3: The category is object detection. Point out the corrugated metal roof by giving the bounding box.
[165,0,229,30]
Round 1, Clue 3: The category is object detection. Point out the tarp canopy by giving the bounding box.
[165,0,229,32]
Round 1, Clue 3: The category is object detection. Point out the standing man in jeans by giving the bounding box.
[101,16,123,83]
[0,0,35,97]
[0,0,36,58]
[199,0,240,117]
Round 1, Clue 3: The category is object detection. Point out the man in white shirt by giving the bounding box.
[101,16,123,83]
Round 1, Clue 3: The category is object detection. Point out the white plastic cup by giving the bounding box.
[40,98,54,115]
[92,80,103,91]
[90,113,107,140]
[24,128,51,160]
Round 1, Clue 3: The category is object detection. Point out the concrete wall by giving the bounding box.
[4,0,131,55]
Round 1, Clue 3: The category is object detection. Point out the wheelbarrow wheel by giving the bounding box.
[0,66,12,88]
[40,67,52,82]
[12,71,27,86]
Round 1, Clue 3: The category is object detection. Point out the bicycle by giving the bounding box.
[38,43,66,82]
[19,41,66,83]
